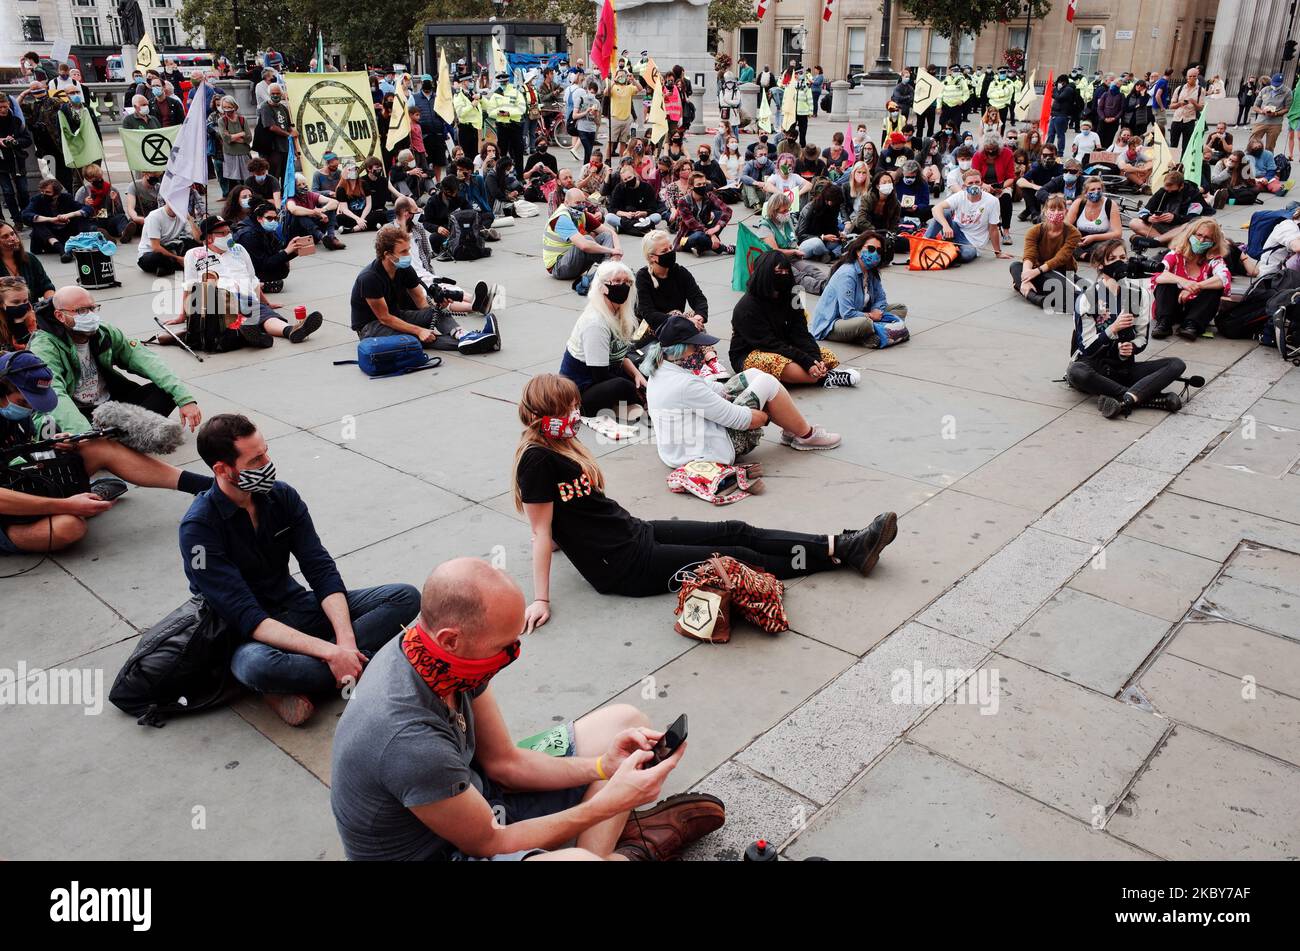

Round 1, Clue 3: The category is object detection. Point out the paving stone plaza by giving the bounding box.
[3,108,1298,862]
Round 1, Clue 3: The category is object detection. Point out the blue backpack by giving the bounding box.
[335,335,441,378]
[1245,202,1300,259]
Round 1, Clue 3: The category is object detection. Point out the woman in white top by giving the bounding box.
[644,315,840,468]
[718,137,745,187]
[557,260,646,419]
[766,154,811,211]
[1066,175,1124,261]
[161,215,321,347]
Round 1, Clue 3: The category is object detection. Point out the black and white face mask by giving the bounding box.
[235,460,277,494]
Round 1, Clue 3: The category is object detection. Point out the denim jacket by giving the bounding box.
[810,258,887,339]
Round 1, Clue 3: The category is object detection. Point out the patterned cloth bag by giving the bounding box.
[667,460,764,505]
[674,555,790,641]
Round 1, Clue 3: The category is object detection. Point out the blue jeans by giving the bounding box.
[924,218,979,263]
[682,229,719,253]
[798,236,842,260]
[287,208,338,241]
[229,583,420,694]
[1047,115,1069,154]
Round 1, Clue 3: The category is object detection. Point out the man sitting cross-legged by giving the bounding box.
[330,557,727,861]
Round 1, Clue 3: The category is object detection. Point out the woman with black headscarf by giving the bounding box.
[729,250,860,388]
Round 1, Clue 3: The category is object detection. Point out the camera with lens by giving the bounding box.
[1126,255,1164,277]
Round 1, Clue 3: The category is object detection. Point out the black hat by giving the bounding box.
[656,315,719,348]
[199,215,230,238]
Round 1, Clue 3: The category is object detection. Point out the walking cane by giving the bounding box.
[154,315,203,362]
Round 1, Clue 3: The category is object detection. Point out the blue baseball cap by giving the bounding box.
[0,350,58,413]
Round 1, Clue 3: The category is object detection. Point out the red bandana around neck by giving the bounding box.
[401,622,520,697]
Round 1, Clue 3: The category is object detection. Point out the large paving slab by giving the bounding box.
[909,657,1169,823]
[1108,727,1300,860]
[1222,543,1300,598]
[1000,588,1171,696]
[1166,620,1300,700]
[1139,652,1300,766]
[1199,574,1300,641]
[1123,492,1300,561]
[683,761,817,861]
[785,742,1151,860]
[738,622,987,804]
[916,528,1096,648]
[0,641,342,860]
[3,560,139,671]
[1065,534,1222,623]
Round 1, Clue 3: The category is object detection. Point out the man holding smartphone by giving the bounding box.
[331,557,727,861]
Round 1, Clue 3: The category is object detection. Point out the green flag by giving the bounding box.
[1288,82,1300,126]
[58,110,104,168]
[1181,110,1207,188]
[315,32,325,72]
[120,124,179,173]
[731,223,765,292]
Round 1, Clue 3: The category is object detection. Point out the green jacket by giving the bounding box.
[28,310,195,433]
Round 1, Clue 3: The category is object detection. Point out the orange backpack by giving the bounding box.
[907,233,960,270]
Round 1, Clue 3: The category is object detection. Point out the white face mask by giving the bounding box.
[878,183,894,196]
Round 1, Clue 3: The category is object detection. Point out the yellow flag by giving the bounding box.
[757,90,772,133]
[283,71,380,177]
[645,57,668,145]
[1148,122,1174,192]
[780,85,798,132]
[911,67,941,116]
[133,32,160,74]
[386,82,411,151]
[1014,70,1038,122]
[435,50,455,124]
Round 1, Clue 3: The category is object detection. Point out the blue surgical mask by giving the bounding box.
[240,196,251,208]
[1190,236,1213,254]
[70,95,83,105]
[860,249,881,268]
[260,220,278,232]
[0,402,32,421]
[151,86,162,97]
[1064,173,1078,183]
[254,174,267,183]
[395,254,412,269]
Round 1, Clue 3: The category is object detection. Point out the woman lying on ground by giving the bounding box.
[514,373,894,632]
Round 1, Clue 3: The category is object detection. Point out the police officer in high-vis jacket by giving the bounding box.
[487,71,526,173]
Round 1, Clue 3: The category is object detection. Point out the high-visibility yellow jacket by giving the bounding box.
[942,75,968,107]
[487,85,525,124]
[988,78,1015,109]
[1075,77,1094,103]
[795,82,813,116]
[543,206,583,271]
[454,91,482,129]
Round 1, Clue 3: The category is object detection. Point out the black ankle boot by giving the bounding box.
[1143,391,1183,412]
[1152,319,1173,339]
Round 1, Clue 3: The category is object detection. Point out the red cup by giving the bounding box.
[294,305,306,323]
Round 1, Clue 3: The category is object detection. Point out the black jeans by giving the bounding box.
[1154,282,1224,334]
[994,191,1013,231]
[616,519,838,597]
[918,105,936,139]
[796,115,808,148]
[578,375,641,417]
[1169,120,1196,154]
[1009,262,1073,305]
[1067,355,1187,403]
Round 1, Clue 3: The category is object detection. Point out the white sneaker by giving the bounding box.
[820,367,861,388]
[783,425,842,450]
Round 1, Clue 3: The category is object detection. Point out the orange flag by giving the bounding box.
[590,0,618,79]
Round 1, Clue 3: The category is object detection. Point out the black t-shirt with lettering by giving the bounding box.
[349,259,422,331]
[515,444,652,594]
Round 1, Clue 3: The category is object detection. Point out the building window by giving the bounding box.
[959,33,976,65]
[1007,28,1027,56]
[1075,29,1101,75]
[21,16,44,42]
[847,27,866,76]
[153,17,176,46]
[739,27,758,68]
[903,28,923,69]
[781,27,808,66]
[151,0,171,7]
[75,16,101,45]
[73,0,97,6]
[928,32,951,71]
[107,15,122,45]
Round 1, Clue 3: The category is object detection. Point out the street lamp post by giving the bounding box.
[232,0,244,66]
[869,0,900,80]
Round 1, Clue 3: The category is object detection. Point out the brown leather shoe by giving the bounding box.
[614,793,725,861]
[263,692,315,727]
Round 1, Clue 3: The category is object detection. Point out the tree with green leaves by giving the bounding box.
[893,0,1053,66]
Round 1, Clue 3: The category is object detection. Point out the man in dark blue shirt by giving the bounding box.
[179,413,419,726]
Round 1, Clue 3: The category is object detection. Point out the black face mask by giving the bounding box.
[773,270,794,295]
[1101,260,1128,281]
[605,283,631,305]
[4,303,30,322]
[656,250,676,268]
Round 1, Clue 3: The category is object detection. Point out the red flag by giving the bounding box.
[1038,70,1053,139]
[823,0,834,21]
[1066,0,1077,22]
[590,0,618,79]
[844,122,855,163]
[757,0,768,21]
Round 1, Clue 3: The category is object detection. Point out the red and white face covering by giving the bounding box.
[538,408,580,439]
[401,622,521,696]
